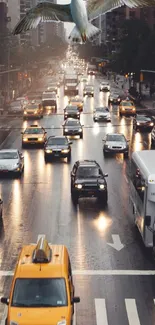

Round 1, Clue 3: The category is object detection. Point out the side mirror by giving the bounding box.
[72,296,80,304]
[69,141,73,145]
[1,297,9,305]
[0,199,3,204]
[70,172,75,177]
[104,173,108,177]
[145,215,151,227]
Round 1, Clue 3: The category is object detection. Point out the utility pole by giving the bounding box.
[7,46,10,101]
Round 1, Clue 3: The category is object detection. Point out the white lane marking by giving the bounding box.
[1,270,155,277]
[125,299,141,325]
[73,304,76,325]
[0,305,7,325]
[95,299,108,325]
[124,175,129,184]
[107,234,124,251]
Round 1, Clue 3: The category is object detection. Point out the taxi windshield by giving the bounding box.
[24,128,43,134]
[11,278,67,307]
[26,105,38,110]
[96,107,109,112]
[66,106,78,111]
[122,102,133,106]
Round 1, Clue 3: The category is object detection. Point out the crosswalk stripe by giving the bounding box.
[125,299,141,325]
[95,299,108,325]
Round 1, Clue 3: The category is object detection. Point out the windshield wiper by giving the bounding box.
[13,303,31,307]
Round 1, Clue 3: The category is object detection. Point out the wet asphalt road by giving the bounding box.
[0,75,155,325]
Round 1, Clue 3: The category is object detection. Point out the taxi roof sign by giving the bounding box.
[33,235,51,263]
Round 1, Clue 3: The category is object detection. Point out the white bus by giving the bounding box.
[129,150,155,247]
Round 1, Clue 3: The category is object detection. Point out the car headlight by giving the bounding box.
[65,129,68,132]
[62,149,69,153]
[79,128,82,132]
[65,87,68,90]
[122,108,125,111]
[24,111,27,115]
[75,184,82,189]
[10,322,19,325]
[99,184,105,189]
[46,149,52,153]
[150,122,154,126]
[38,137,43,141]
[57,320,66,325]
[132,108,135,110]
[23,138,28,142]
[137,122,140,125]
[34,111,38,114]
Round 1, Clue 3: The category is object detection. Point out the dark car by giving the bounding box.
[103,133,129,158]
[64,106,80,120]
[109,93,121,104]
[63,118,83,138]
[44,136,72,162]
[70,160,108,205]
[133,114,154,131]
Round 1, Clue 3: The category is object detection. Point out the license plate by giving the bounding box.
[54,153,60,156]
[88,191,94,195]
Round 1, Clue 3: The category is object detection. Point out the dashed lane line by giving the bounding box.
[1,270,155,277]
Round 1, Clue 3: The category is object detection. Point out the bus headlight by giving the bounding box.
[99,184,105,189]
[24,111,27,115]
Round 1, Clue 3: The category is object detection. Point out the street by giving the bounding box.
[0,74,155,325]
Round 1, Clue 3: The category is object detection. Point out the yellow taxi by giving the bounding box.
[1,235,80,325]
[23,101,43,119]
[68,96,83,112]
[119,99,136,116]
[21,124,47,147]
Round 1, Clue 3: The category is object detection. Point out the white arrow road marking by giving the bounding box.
[95,299,108,325]
[125,299,141,325]
[107,235,124,251]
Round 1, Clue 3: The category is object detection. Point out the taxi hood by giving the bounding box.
[9,306,70,325]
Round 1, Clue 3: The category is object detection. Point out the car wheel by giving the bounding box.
[80,133,83,139]
[124,152,129,159]
[103,151,108,157]
[120,113,122,117]
[71,192,78,205]
[44,155,49,163]
[67,152,71,162]
[98,192,108,206]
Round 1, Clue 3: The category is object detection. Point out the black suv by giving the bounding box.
[64,106,80,120]
[70,160,108,205]
[44,136,72,162]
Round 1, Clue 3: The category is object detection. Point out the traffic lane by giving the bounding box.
[73,275,155,325]
[0,115,153,272]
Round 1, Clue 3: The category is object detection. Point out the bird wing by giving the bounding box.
[13,1,73,35]
[87,0,155,20]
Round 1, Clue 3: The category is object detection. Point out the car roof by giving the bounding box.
[0,149,18,153]
[106,133,124,136]
[77,160,98,167]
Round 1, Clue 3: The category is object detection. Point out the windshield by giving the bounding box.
[11,101,21,107]
[24,128,43,134]
[85,86,93,90]
[47,138,68,145]
[70,99,80,102]
[0,152,18,159]
[66,120,80,126]
[43,94,55,99]
[26,105,38,110]
[11,278,67,308]
[137,115,151,121]
[106,134,125,142]
[96,107,109,112]
[65,79,77,83]
[66,106,78,112]
[122,102,133,106]
[77,166,100,178]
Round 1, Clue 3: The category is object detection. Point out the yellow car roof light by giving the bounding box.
[33,235,51,264]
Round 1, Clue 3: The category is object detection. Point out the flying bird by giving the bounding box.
[12,0,155,43]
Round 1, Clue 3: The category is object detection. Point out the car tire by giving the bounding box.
[67,152,71,162]
[98,192,108,206]
[124,152,129,159]
[120,113,122,117]
[80,133,83,139]
[0,208,2,219]
[71,192,78,205]
[22,143,26,148]
[44,155,49,163]
[103,151,109,157]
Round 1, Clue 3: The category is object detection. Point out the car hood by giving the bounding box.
[23,134,44,138]
[95,112,110,116]
[105,141,126,146]
[45,145,69,150]
[75,178,104,184]
[9,306,70,325]
[64,125,81,130]
[0,158,19,169]
[137,119,151,123]
[65,111,78,114]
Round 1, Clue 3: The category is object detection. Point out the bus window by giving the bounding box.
[131,160,145,201]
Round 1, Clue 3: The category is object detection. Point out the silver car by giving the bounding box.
[0,149,24,177]
[103,133,129,158]
[93,107,111,122]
